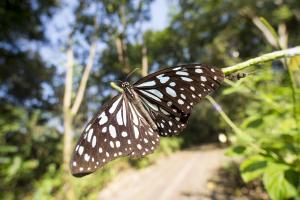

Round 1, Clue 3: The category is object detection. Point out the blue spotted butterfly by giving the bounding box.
[71,64,224,177]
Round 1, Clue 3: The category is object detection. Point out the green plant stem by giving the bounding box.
[206,96,244,137]
[206,96,266,154]
[286,61,300,127]
[222,46,300,75]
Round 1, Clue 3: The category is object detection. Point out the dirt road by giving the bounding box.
[98,147,226,200]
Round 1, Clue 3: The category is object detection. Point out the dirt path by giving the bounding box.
[98,147,226,200]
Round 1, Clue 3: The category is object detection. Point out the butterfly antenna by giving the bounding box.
[115,80,123,85]
[126,68,140,81]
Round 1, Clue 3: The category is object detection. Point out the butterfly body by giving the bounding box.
[71,64,225,177]
[121,81,158,130]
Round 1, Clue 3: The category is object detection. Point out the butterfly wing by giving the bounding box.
[133,64,224,136]
[70,93,160,177]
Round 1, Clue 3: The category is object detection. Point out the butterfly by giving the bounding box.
[70,64,224,177]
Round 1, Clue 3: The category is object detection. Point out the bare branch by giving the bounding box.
[115,37,124,64]
[71,40,97,115]
[63,40,74,113]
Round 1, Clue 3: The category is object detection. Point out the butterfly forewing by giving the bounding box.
[133,64,224,136]
[70,93,160,177]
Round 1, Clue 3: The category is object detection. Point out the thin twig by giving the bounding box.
[206,96,244,136]
[206,96,266,154]
[63,40,74,112]
[71,14,99,116]
[71,40,97,115]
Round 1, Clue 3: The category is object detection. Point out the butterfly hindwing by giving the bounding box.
[70,94,160,177]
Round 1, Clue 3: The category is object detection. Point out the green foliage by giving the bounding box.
[263,163,299,200]
[1,0,300,199]
[224,67,300,199]
[0,104,62,200]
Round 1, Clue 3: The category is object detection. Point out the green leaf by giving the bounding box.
[240,155,267,182]
[259,17,279,46]
[263,163,299,200]
[226,145,247,156]
[0,145,18,153]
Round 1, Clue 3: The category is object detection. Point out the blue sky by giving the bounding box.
[41,0,169,70]
[145,0,169,30]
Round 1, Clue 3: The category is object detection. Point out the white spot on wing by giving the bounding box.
[129,103,139,125]
[85,124,91,132]
[133,126,139,139]
[99,112,108,125]
[109,96,122,114]
[136,80,156,87]
[121,131,128,137]
[147,89,163,98]
[201,76,207,82]
[181,77,193,82]
[173,67,181,71]
[195,68,203,73]
[140,90,161,102]
[116,141,120,148]
[157,74,170,83]
[78,146,84,155]
[170,82,176,87]
[176,71,189,76]
[110,141,114,148]
[116,108,123,125]
[166,87,177,97]
[92,135,96,148]
[137,144,142,150]
[87,128,93,142]
[178,99,184,105]
[84,153,90,161]
[109,125,117,138]
[122,100,127,126]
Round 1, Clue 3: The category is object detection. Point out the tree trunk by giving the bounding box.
[115,3,130,74]
[62,41,75,200]
[115,36,130,74]
[141,44,148,77]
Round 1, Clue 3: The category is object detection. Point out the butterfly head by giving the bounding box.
[121,81,136,99]
[120,81,132,89]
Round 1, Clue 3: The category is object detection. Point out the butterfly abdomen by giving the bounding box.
[127,87,158,131]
